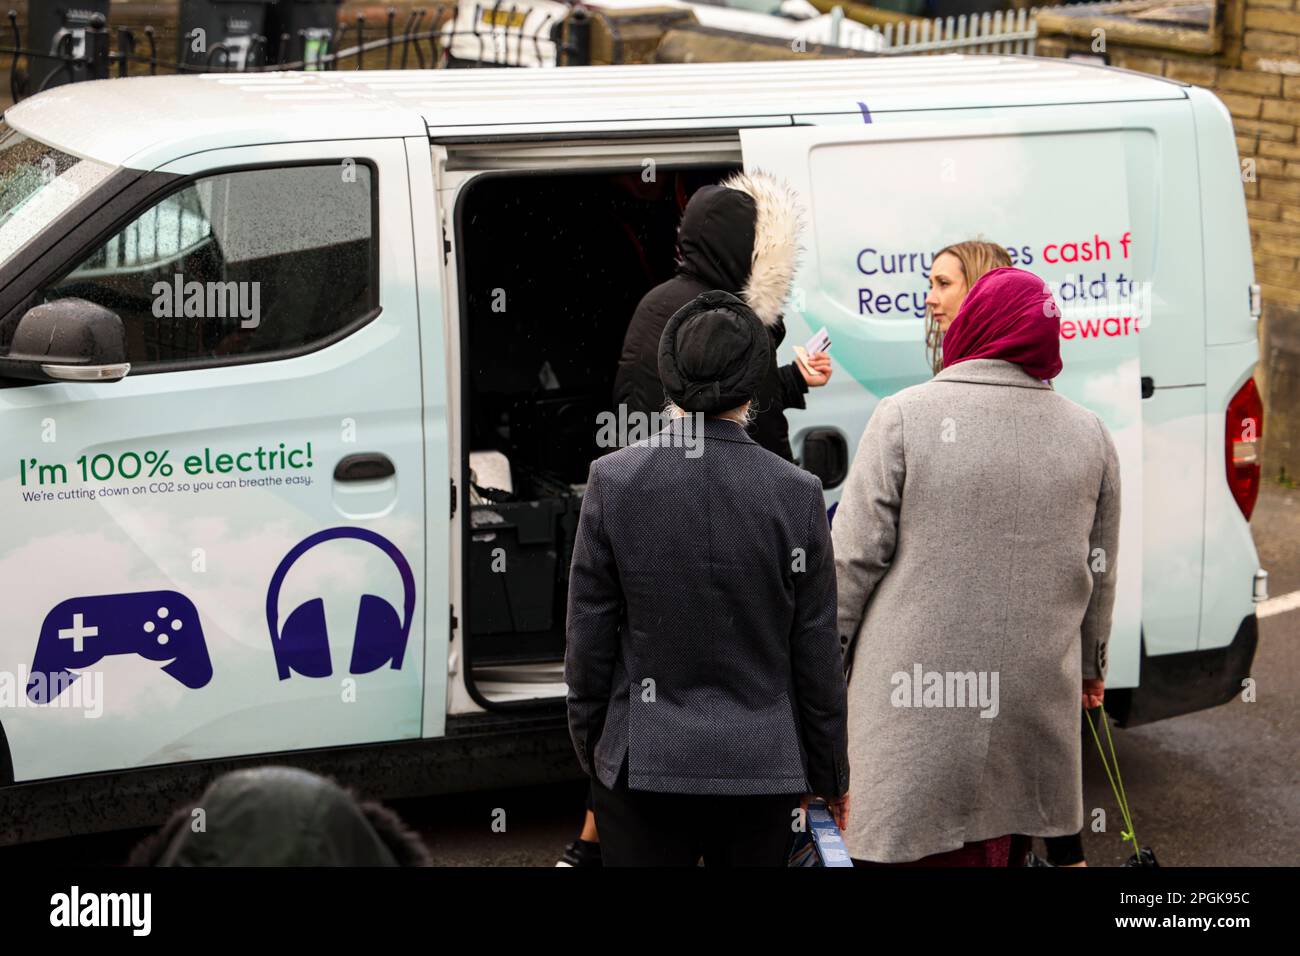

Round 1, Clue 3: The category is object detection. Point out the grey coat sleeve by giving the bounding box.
[564,461,623,776]
[1081,416,1122,681]
[832,396,906,666]
[790,477,850,799]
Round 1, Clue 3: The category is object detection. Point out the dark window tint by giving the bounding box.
[43,163,376,367]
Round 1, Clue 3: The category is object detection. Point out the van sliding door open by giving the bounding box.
[740,121,1148,690]
[444,143,741,710]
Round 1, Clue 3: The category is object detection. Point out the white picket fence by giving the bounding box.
[849,7,1039,56]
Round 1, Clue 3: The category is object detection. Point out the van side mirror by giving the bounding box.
[797,427,848,489]
[0,299,130,383]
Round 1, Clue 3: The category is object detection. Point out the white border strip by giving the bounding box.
[1258,589,1300,619]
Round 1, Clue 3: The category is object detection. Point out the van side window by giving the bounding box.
[41,163,376,368]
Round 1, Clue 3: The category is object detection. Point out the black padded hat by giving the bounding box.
[658,290,771,414]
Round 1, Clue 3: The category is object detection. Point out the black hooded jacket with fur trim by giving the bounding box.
[612,171,808,461]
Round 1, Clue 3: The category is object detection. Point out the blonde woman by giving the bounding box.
[923,240,1013,376]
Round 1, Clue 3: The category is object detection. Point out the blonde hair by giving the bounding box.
[925,240,1013,376]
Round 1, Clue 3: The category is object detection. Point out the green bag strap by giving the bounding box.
[1086,703,1140,858]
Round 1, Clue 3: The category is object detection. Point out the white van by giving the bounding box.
[0,55,1267,840]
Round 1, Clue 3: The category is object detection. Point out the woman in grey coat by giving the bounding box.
[833,267,1121,865]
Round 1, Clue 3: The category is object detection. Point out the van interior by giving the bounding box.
[458,163,738,707]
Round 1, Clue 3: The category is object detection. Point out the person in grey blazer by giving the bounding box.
[834,267,1121,866]
[565,289,850,867]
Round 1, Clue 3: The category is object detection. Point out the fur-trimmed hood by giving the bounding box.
[675,169,804,327]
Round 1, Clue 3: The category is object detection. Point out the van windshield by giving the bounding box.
[0,120,115,270]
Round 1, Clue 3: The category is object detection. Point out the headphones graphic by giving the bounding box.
[265,527,416,681]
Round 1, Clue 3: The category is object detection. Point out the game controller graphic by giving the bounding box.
[27,591,213,703]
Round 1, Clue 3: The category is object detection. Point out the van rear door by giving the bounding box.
[740,116,1151,689]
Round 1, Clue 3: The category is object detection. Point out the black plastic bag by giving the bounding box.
[1124,846,1160,868]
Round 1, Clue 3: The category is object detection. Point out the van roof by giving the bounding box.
[5,55,1186,170]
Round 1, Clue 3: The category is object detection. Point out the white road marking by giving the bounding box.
[1258,589,1300,619]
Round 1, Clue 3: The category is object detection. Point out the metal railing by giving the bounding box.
[871,7,1037,55]
[2,2,1047,101]
[1,4,589,103]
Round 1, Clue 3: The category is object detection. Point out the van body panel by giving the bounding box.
[436,161,475,720]
[5,58,1183,171]
[1141,385,1207,656]
[1189,88,1259,348]
[407,137,453,740]
[415,56,1184,133]
[741,117,1151,688]
[0,139,433,783]
[3,75,426,172]
[790,101,1205,390]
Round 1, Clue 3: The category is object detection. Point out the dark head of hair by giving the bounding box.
[126,766,432,867]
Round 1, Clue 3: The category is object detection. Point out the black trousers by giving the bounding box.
[1044,831,1086,865]
[590,761,801,867]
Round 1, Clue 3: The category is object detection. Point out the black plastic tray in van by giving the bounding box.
[470,498,565,637]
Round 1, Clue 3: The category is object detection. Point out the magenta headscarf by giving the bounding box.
[941,267,1063,381]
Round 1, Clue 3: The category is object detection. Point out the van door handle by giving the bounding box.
[334,453,395,482]
[1141,376,1154,399]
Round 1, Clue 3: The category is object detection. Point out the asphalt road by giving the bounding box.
[1082,479,1300,868]
[4,484,1297,867]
